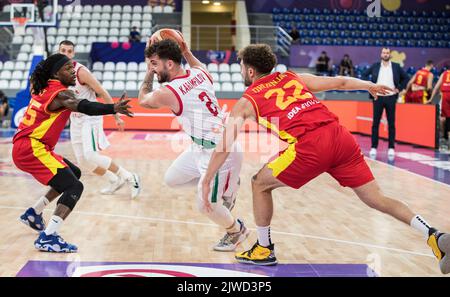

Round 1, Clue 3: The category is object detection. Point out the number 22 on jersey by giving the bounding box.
[264,79,313,110]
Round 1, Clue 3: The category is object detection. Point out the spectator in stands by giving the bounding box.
[363,47,409,160]
[289,26,300,44]
[339,54,354,77]
[315,51,331,76]
[0,91,9,127]
[129,27,142,43]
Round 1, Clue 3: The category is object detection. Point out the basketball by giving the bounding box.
[149,28,185,50]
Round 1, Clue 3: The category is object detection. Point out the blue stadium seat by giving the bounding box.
[292,8,301,14]
[282,8,290,14]
[437,40,447,48]
[272,8,280,14]
[323,9,330,15]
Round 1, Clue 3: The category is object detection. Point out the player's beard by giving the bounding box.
[157,70,170,83]
[381,56,390,62]
[244,72,252,86]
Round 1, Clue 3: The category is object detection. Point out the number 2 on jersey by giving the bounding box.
[264,79,313,110]
[198,91,219,116]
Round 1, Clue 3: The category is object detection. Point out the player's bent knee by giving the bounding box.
[84,151,112,170]
[57,180,84,210]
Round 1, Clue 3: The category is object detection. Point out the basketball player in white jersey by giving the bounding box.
[59,40,141,199]
[138,39,249,251]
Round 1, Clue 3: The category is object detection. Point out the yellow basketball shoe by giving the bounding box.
[235,241,278,266]
[427,228,450,274]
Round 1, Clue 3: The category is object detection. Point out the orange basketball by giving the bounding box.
[149,28,185,50]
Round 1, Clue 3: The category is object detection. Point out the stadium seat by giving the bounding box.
[213,82,221,92]
[15,61,26,70]
[21,80,28,89]
[139,62,147,72]
[9,80,21,89]
[163,6,174,13]
[233,82,245,92]
[104,62,115,72]
[219,63,230,72]
[207,63,218,73]
[0,80,8,89]
[126,81,137,91]
[126,72,138,81]
[127,62,139,72]
[143,5,152,13]
[133,5,143,13]
[112,5,122,13]
[153,6,163,13]
[17,53,29,61]
[221,82,233,91]
[12,70,24,80]
[219,73,231,82]
[1,71,12,79]
[231,73,242,82]
[230,63,240,73]
[276,64,287,72]
[103,81,113,90]
[113,81,125,91]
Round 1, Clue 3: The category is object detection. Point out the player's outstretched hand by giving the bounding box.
[114,92,133,117]
[368,84,394,100]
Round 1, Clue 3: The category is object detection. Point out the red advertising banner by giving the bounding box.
[103,98,437,148]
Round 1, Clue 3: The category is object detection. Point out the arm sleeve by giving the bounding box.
[77,99,116,116]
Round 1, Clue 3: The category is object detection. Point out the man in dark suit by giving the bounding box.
[363,48,408,159]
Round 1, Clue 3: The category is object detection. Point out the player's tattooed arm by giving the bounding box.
[48,90,133,117]
[139,70,154,96]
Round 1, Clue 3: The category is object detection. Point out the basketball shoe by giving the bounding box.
[34,232,78,253]
[19,207,46,232]
[100,176,125,195]
[235,241,278,266]
[213,219,250,252]
[427,228,450,274]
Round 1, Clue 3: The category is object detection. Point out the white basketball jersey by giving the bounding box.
[70,61,100,123]
[165,67,224,144]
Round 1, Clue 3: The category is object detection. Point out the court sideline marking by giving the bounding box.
[0,204,434,259]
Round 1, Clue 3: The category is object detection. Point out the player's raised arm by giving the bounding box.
[297,73,394,99]
[137,70,179,111]
[201,98,255,212]
[49,90,133,117]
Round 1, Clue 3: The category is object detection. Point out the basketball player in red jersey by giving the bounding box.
[13,54,132,252]
[201,44,450,274]
[430,69,450,147]
[404,60,434,104]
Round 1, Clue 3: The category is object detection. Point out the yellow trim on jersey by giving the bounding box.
[258,117,297,144]
[30,138,65,175]
[29,110,62,140]
[268,142,297,177]
[422,90,428,104]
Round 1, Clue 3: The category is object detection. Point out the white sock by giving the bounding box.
[33,196,50,215]
[104,170,118,183]
[226,219,241,233]
[44,215,64,235]
[116,166,133,181]
[410,215,432,238]
[257,225,272,247]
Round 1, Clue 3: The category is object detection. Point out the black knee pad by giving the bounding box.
[64,158,81,180]
[57,180,84,210]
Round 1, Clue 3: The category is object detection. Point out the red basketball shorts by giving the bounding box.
[12,137,68,185]
[268,121,374,189]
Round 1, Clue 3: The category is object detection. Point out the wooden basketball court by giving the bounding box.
[1,130,449,277]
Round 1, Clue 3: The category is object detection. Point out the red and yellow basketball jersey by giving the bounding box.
[441,70,450,93]
[13,79,71,149]
[414,68,431,88]
[243,71,338,143]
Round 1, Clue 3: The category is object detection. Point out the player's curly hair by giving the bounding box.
[238,44,277,74]
[30,54,69,95]
[144,39,182,64]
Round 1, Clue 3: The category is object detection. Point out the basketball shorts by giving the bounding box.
[268,121,375,189]
[12,137,68,185]
[165,141,243,207]
[441,92,450,118]
[405,90,427,104]
[70,114,110,157]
